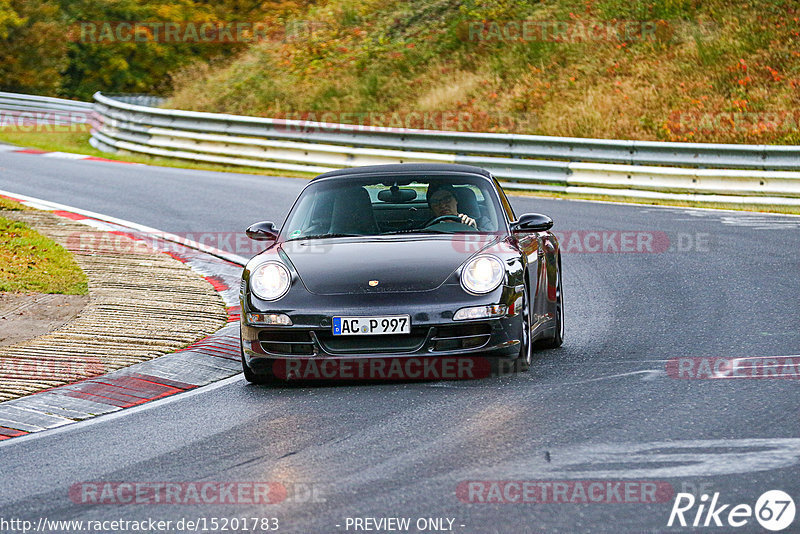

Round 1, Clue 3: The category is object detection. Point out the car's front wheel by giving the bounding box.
[517,289,532,372]
[241,335,278,385]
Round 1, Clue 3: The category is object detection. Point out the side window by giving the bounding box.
[493,178,516,222]
[364,184,384,202]
[474,183,499,232]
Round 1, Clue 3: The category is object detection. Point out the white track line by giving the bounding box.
[0,374,244,448]
[0,188,248,266]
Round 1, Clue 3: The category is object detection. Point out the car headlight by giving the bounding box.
[250,261,291,300]
[461,255,505,294]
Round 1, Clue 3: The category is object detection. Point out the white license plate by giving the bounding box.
[332,315,411,336]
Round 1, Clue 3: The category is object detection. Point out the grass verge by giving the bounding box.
[0,200,88,295]
[0,197,30,211]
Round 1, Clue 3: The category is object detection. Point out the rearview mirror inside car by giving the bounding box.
[377,187,417,203]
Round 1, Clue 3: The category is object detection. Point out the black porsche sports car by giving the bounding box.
[240,163,563,383]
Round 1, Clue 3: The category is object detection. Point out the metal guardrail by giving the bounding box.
[91,92,800,171]
[89,92,800,205]
[2,91,800,205]
[0,91,92,125]
[101,94,166,108]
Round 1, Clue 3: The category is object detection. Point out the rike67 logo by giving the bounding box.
[668,490,795,531]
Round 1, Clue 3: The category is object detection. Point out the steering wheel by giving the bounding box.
[424,215,464,227]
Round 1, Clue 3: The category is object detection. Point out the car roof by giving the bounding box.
[311,163,493,182]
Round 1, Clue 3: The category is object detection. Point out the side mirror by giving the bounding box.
[512,213,553,232]
[246,221,279,241]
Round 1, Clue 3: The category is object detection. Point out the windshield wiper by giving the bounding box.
[382,229,425,235]
[382,228,455,235]
[287,233,361,241]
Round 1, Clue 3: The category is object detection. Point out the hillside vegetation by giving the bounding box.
[2,0,798,144]
[0,0,310,100]
[166,0,800,144]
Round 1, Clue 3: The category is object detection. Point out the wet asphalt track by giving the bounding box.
[1,150,799,533]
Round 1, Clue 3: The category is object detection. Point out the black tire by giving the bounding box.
[517,288,532,372]
[241,336,278,385]
[537,258,564,349]
[489,286,532,377]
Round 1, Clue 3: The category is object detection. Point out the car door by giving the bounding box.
[493,177,541,297]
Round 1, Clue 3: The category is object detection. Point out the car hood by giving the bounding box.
[280,235,501,295]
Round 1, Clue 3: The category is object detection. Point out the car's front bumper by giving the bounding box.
[240,274,528,379]
[241,312,523,380]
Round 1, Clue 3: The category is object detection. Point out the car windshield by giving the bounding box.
[281,174,505,240]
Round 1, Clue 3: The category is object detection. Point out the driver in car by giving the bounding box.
[426,184,478,228]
